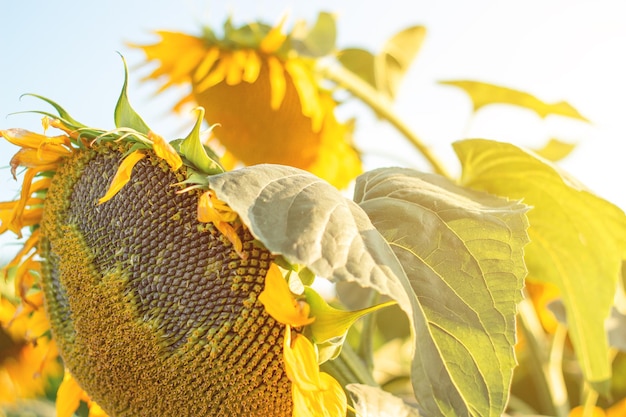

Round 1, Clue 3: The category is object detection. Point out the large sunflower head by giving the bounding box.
[134,14,361,189]
[0,64,391,416]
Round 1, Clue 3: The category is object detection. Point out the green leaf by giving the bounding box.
[337,48,377,90]
[207,165,432,371]
[179,108,223,175]
[533,138,577,162]
[440,80,590,122]
[302,12,336,56]
[376,26,426,99]
[455,138,626,393]
[207,165,408,295]
[354,167,529,417]
[346,384,421,417]
[114,56,151,134]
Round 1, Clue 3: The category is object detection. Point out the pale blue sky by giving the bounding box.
[2,0,626,259]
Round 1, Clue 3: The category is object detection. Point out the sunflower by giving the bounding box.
[0,291,62,404]
[0,66,392,416]
[134,15,362,189]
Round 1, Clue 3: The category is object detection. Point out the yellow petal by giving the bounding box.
[87,401,108,417]
[97,150,146,204]
[283,328,321,390]
[149,131,182,170]
[225,50,246,86]
[193,47,220,82]
[56,372,84,417]
[195,55,229,93]
[197,191,237,224]
[284,329,348,417]
[10,148,65,176]
[197,191,244,258]
[259,264,315,327]
[568,406,607,417]
[285,60,323,132]
[242,50,261,83]
[267,56,286,110]
[260,14,288,53]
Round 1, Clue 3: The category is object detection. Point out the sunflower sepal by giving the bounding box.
[178,107,224,175]
[303,286,395,363]
[114,55,151,134]
[19,93,86,129]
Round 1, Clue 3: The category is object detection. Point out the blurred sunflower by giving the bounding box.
[0,292,61,404]
[0,70,389,416]
[134,14,362,189]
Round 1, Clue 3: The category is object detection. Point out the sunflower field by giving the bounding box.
[1,4,626,417]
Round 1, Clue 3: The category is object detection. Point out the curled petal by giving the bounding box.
[98,150,146,204]
[259,264,315,328]
[284,328,347,417]
[197,191,244,258]
[56,372,84,417]
[149,131,182,170]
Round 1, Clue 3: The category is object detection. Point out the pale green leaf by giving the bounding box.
[440,80,589,122]
[533,138,577,162]
[207,165,436,390]
[207,165,410,301]
[455,138,626,393]
[302,12,336,56]
[355,167,529,417]
[346,384,421,417]
[377,26,426,99]
[114,56,151,134]
[338,48,377,90]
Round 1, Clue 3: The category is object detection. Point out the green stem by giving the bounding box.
[517,296,569,417]
[318,64,452,179]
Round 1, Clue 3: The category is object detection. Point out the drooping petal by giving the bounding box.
[225,50,247,86]
[56,372,85,417]
[259,264,315,328]
[149,131,182,170]
[197,191,244,257]
[267,56,286,110]
[195,55,229,93]
[193,47,221,82]
[242,50,262,83]
[98,150,146,204]
[283,327,321,390]
[283,328,347,417]
[285,60,323,132]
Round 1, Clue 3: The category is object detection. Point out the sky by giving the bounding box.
[2,0,626,257]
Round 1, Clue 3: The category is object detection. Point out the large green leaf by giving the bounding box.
[440,80,589,122]
[207,164,414,308]
[354,168,529,417]
[454,138,626,393]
